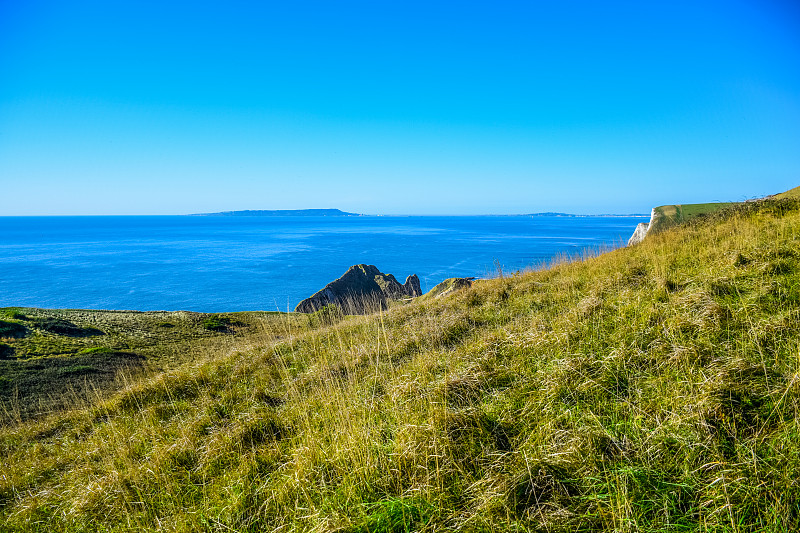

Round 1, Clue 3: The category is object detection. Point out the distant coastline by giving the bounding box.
[192,208,361,217]
[523,212,650,217]
[191,209,649,218]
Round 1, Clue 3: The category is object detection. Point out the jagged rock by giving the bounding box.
[295,264,422,314]
[403,274,422,297]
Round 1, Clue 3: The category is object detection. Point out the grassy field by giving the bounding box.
[2,197,800,531]
[774,185,800,200]
[0,309,309,423]
[649,202,738,234]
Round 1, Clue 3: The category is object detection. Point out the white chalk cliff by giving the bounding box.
[627,208,656,246]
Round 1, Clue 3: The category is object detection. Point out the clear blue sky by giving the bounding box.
[1,1,799,215]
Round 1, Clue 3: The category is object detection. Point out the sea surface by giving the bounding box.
[0,215,648,312]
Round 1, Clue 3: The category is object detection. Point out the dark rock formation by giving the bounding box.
[403,274,422,298]
[295,265,422,314]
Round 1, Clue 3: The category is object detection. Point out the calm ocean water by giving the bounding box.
[0,215,647,312]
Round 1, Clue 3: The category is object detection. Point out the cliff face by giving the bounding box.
[295,264,422,314]
[403,274,422,299]
[627,208,657,246]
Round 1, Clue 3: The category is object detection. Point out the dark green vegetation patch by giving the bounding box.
[0,351,144,420]
[201,315,234,332]
[351,498,435,533]
[0,309,307,423]
[1,309,28,321]
[32,317,104,337]
[0,343,13,359]
[0,320,27,339]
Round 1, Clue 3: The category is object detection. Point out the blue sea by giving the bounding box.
[0,215,647,312]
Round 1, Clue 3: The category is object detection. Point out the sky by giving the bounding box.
[1,1,799,215]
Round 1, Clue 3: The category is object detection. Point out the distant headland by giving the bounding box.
[191,208,361,217]
[524,212,650,217]
[192,209,648,218]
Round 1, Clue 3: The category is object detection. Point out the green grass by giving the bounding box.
[2,197,800,531]
[419,277,475,301]
[650,201,738,233]
[201,314,241,332]
[0,310,310,423]
[0,320,27,339]
[306,303,344,327]
[774,185,800,199]
[1,310,28,321]
[77,346,114,355]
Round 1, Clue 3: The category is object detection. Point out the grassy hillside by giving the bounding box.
[0,310,308,423]
[2,198,800,531]
[774,185,800,200]
[649,202,737,234]
[650,186,800,234]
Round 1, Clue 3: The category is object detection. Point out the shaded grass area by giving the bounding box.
[0,309,308,423]
[2,197,800,531]
[0,351,145,423]
[0,321,27,339]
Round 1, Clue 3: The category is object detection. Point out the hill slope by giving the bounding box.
[774,185,800,200]
[0,310,309,422]
[648,201,738,234]
[2,199,800,531]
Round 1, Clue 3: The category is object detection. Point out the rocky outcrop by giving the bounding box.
[627,222,650,246]
[295,264,422,314]
[403,274,422,298]
[627,208,656,246]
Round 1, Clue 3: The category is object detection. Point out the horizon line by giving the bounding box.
[0,212,653,218]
